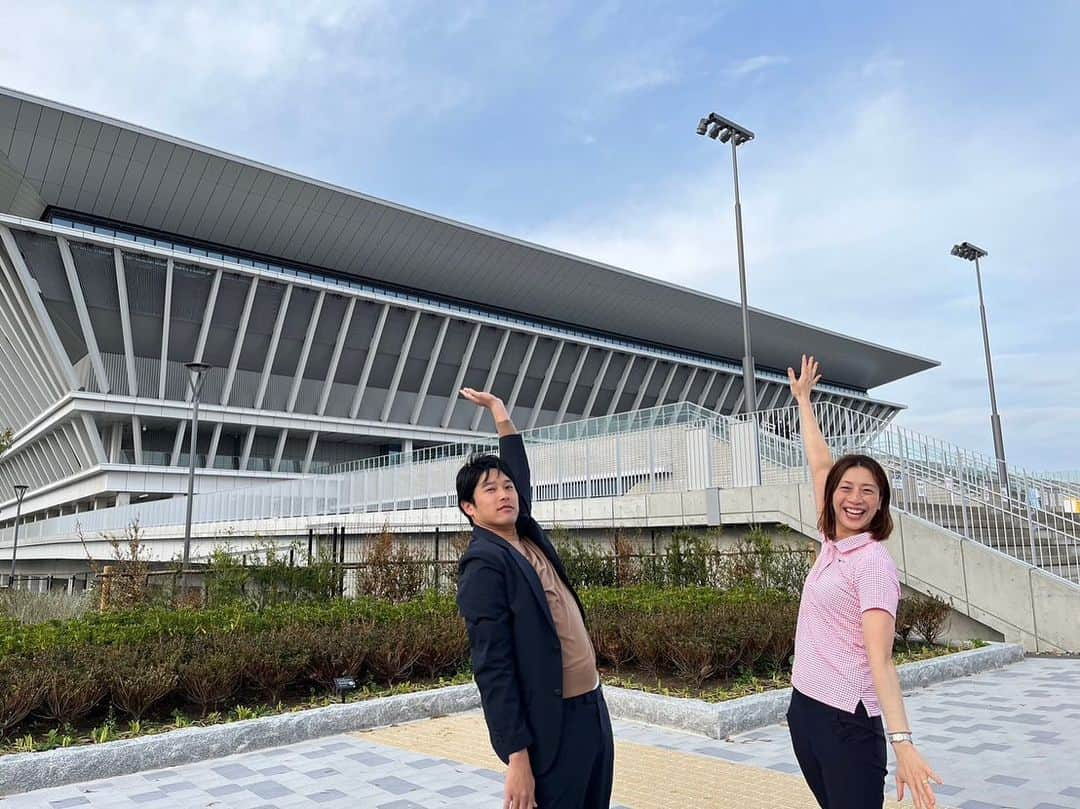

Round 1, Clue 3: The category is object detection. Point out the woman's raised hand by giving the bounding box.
[787,354,821,403]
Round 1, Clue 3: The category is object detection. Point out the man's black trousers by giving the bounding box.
[786,687,888,809]
[534,686,614,809]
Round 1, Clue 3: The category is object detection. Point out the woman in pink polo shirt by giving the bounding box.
[786,355,942,809]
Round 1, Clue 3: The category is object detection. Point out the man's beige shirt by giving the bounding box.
[504,534,598,698]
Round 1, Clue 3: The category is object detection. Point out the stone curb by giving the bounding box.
[0,683,481,797]
[1,643,1024,795]
[603,642,1025,740]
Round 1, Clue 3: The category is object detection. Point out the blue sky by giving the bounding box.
[2,1,1078,468]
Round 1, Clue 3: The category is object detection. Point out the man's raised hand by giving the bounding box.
[460,388,512,427]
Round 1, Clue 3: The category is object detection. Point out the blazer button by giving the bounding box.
[553,688,562,697]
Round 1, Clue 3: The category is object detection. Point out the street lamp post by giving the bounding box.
[182,361,211,573]
[950,242,1009,495]
[7,484,28,588]
[696,112,758,414]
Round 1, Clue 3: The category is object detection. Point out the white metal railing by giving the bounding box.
[0,402,718,545]
[3,398,1077,585]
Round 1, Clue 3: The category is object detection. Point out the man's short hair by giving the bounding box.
[456,453,516,524]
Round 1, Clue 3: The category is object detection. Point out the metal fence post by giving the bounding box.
[434,526,441,591]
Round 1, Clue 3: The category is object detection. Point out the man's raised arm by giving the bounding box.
[459,388,533,515]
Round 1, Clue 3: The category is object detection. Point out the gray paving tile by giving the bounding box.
[370,775,420,795]
[985,774,1028,787]
[308,789,348,803]
[127,792,168,804]
[206,783,246,796]
[345,750,395,767]
[246,780,294,799]
[212,763,259,780]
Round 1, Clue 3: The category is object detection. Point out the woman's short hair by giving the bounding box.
[818,453,894,540]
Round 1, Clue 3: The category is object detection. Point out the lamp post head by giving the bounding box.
[950,241,988,262]
[184,361,211,376]
[695,112,755,146]
[13,484,27,501]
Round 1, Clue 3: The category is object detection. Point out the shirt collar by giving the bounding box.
[829,532,875,554]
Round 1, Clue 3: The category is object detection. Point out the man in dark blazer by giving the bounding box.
[456,387,614,809]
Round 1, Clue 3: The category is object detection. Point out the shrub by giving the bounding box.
[556,539,616,588]
[367,608,425,685]
[306,620,372,690]
[910,594,950,645]
[355,531,427,601]
[895,598,917,643]
[106,639,181,721]
[81,521,154,611]
[179,635,246,715]
[409,596,470,679]
[239,625,312,704]
[585,592,635,672]
[248,542,339,607]
[0,590,94,625]
[38,647,109,726]
[579,586,801,683]
[664,532,711,587]
[204,548,252,608]
[0,656,45,736]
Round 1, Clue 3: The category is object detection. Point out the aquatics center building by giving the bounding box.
[0,86,936,535]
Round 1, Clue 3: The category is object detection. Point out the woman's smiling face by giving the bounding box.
[831,465,881,538]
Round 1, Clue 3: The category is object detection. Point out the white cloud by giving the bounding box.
[608,64,679,94]
[727,54,790,77]
[0,0,473,174]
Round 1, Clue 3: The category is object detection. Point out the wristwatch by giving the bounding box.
[887,731,913,745]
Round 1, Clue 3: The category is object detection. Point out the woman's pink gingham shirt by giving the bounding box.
[791,531,901,716]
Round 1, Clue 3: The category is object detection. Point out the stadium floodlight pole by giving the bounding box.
[7,484,28,587]
[182,361,211,574]
[950,241,1009,496]
[696,112,758,414]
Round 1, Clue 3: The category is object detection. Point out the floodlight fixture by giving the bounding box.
[950,241,1008,495]
[695,110,759,433]
[950,241,988,262]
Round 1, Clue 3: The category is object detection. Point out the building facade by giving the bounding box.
[0,87,936,534]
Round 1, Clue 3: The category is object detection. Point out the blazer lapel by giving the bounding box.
[474,527,558,636]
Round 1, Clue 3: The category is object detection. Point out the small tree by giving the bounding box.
[79,520,153,611]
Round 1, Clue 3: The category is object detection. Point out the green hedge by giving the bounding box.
[0,592,468,735]
[582,586,800,686]
[0,586,951,743]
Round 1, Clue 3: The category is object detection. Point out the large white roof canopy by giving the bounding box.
[0,86,936,390]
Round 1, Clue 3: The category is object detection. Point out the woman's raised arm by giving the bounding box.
[787,354,831,518]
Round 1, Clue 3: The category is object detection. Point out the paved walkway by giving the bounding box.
[4,658,1077,809]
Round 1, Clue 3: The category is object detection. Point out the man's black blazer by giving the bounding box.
[456,432,589,775]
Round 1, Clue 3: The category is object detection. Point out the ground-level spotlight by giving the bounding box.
[333,676,358,704]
